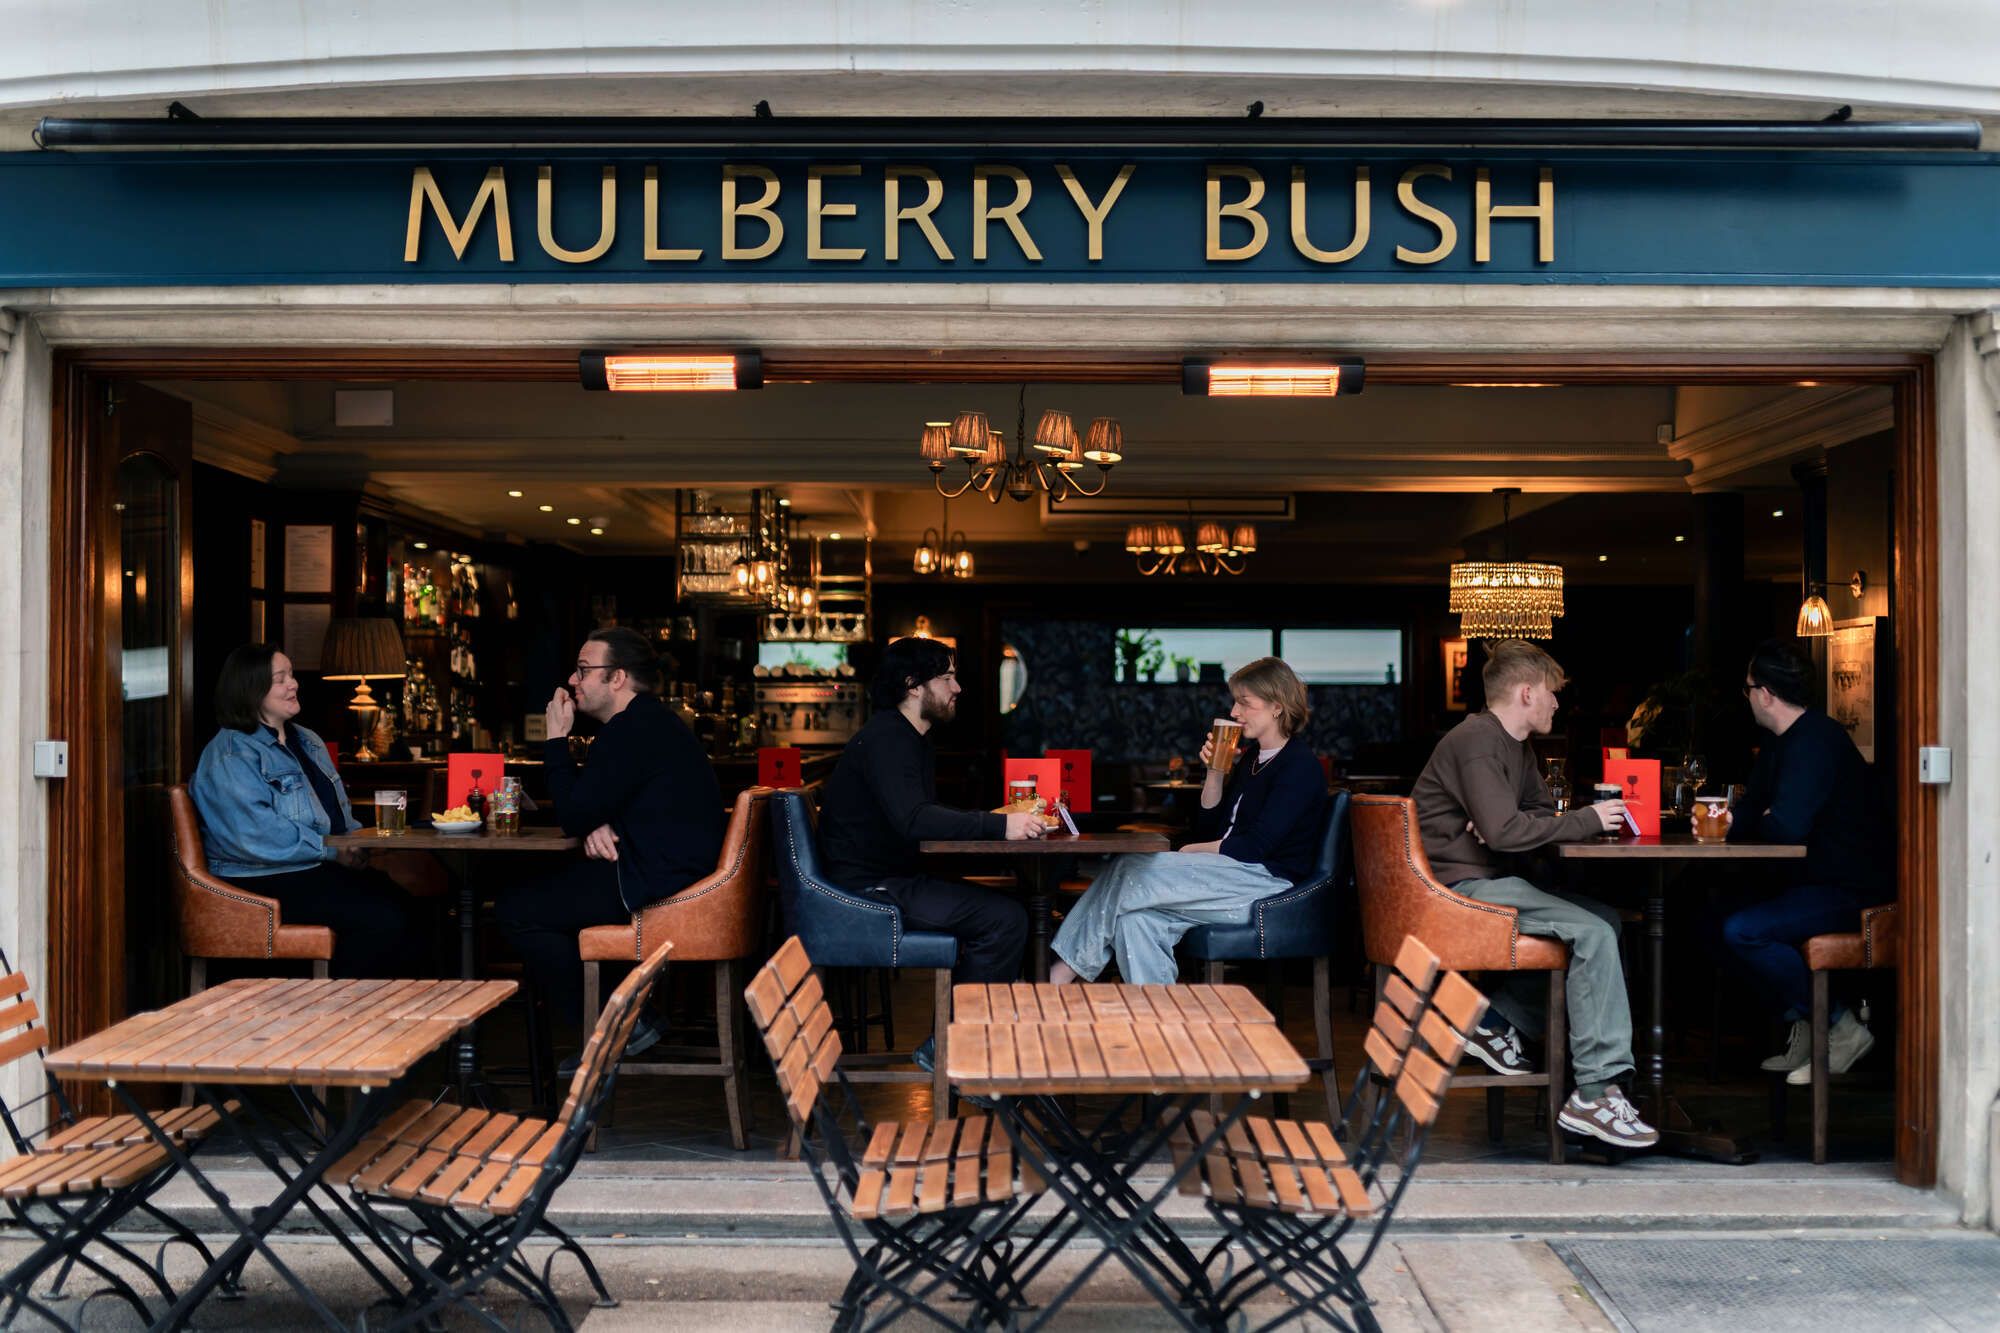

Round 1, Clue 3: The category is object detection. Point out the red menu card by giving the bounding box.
[447,753,506,811]
[1603,757,1662,836]
[758,746,804,789]
[1001,757,1064,806]
[1046,749,1093,812]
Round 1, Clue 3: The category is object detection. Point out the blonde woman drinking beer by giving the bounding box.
[1049,657,1329,985]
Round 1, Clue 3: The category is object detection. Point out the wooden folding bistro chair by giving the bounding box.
[0,948,232,1330]
[332,942,674,1331]
[1168,935,1490,1333]
[745,936,1044,1333]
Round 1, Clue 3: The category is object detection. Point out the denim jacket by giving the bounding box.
[189,724,355,878]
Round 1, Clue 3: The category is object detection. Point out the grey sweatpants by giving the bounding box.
[1451,876,1636,1089]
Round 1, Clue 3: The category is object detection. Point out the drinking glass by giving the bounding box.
[1683,753,1708,796]
[374,789,408,836]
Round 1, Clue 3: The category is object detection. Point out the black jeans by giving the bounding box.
[494,859,631,1025]
[871,876,1029,984]
[221,863,424,979]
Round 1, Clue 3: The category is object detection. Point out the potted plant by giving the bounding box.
[1141,644,1167,683]
[1116,629,1158,684]
[1173,654,1195,683]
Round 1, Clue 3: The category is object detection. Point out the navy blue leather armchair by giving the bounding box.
[769,790,956,1110]
[1184,789,1350,1116]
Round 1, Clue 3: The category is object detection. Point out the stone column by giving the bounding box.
[1934,312,2000,1227]
[0,310,54,1128]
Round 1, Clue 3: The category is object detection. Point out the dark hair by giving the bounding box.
[871,637,956,710]
[1746,638,1813,708]
[215,642,282,733]
[586,627,663,694]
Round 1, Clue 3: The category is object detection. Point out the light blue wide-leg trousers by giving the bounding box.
[1050,851,1288,985]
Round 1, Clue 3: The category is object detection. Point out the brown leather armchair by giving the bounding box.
[577,787,772,1151]
[1779,902,1897,1163]
[169,784,335,992]
[1350,794,1571,1162]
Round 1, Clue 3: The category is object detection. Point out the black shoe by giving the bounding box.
[912,1036,936,1073]
[558,1015,663,1080]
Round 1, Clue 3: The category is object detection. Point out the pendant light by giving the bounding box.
[1449,488,1565,639]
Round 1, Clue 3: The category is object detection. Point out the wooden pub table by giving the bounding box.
[918,830,1170,981]
[1558,832,1805,1162]
[44,977,515,1331]
[947,981,1308,1329]
[328,825,580,1103]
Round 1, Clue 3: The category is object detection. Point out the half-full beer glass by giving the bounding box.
[1208,718,1244,777]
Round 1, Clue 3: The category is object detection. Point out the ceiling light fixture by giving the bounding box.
[538,504,554,513]
[590,527,605,536]
[579,350,763,392]
[913,492,974,580]
[1448,488,1565,640]
[1128,506,1255,577]
[566,517,581,525]
[1182,357,1365,398]
[1796,585,1835,637]
[507,489,523,498]
[921,385,1123,505]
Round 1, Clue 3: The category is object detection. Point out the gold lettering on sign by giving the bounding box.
[884,167,953,261]
[642,167,702,260]
[1475,167,1555,263]
[1290,165,1370,264]
[1205,166,1268,261]
[1055,163,1135,262]
[1395,165,1457,265]
[536,165,616,264]
[972,166,1043,262]
[404,166,514,262]
[806,165,866,261]
[722,165,784,261]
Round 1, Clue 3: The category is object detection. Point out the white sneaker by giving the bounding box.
[1556,1084,1660,1149]
[1788,1012,1874,1084]
[1463,1021,1534,1076]
[1761,1020,1811,1072]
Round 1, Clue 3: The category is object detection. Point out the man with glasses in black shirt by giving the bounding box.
[818,637,1035,1070]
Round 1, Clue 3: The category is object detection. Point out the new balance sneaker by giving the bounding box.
[1463,1020,1534,1076]
[1787,1011,1875,1084]
[1557,1085,1660,1148]
[1761,1020,1812,1072]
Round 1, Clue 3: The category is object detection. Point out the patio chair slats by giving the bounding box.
[0,971,29,1002]
[38,1101,228,1153]
[0,1138,170,1200]
[0,1025,50,1070]
[1391,935,1442,993]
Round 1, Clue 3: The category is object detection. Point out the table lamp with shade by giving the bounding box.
[320,617,407,762]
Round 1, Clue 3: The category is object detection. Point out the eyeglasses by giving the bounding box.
[573,663,616,677]
[1741,680,1762,696]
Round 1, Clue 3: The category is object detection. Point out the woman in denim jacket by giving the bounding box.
[190,643,421,977]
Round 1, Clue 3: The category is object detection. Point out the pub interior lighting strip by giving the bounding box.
[580,351,763,391]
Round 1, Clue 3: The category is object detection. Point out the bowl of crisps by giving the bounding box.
[992,795,1062,829]
[431,804,483,834]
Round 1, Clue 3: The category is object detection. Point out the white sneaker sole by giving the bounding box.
[1557,1108,1660,1149]
[1760,1052,1810,1072]
[1787,1028,1876,1084]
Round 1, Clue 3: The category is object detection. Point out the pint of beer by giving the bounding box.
[1691,794,1731,843]
[1208,719,1244,777]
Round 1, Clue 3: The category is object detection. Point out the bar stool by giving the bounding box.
[1772,902,1898,1164]
[578,788,771,1150]
[1350,794,1571,1163]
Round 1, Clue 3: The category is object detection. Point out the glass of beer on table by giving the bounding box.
[1208,718,1244,777]
[1691,791,1732,843]
[1592,782,1624,838]
[374,789,408,836]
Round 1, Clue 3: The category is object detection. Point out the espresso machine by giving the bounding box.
[755,680,864,746]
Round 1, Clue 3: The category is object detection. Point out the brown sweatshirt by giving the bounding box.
[1411,711,1602,885]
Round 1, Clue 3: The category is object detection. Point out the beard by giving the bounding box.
[919,688,958,725]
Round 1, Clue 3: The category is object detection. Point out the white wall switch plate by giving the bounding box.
[32,740,67,778]
[1919,746,1952,785]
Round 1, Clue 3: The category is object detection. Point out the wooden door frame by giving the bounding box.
[45,345,1941,1184]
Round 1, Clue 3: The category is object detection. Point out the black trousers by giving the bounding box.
[494,859,630,1025]
[872,876,1029,984]
[221,863,424,979]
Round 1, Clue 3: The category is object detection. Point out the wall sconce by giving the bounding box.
[1850,569,1868,598]
[1796,585,1835,637]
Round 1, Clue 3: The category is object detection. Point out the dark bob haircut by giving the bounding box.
[1746,638,1814,709]
[586,626,663,694]
[215,642,282,733]
[871,636,956,710]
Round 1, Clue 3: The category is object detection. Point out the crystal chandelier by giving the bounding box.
[1126,511,1257,577]
[1448,489,1565,639]
[922,384,1123,505]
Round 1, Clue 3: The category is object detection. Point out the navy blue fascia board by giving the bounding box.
[1,147,1999,287]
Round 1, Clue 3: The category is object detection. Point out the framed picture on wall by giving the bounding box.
[1441,637,1470,711]
[249,597,266,642]
[1827,618,1877,763]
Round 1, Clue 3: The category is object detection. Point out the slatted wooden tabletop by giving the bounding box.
[947,983,1310,1096]
[45,978,516,1087]
[1557,835,1806,860]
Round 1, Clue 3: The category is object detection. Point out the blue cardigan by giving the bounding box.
[1193,739,1329,883]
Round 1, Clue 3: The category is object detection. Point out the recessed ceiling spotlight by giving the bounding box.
[778,497,791,507]
[589,526,605,536]
[507,489,523,498]
[413,541,429,550]
[1772,508,1785,518]
[538,504,554,513]
[828,532,843,540]
[1674,534,1686,543]
[1597,554,1609,563]
[567,517,582,526]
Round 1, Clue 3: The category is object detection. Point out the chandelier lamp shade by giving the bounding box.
[921,386,1123,504]
[1796,585,1835,636]
[1448,488,1565,639]
[913,493,975,580]
[1128,512,1254,576]
[320,616,407,762]
[579,350,763,391]
[1182,357,1365,398]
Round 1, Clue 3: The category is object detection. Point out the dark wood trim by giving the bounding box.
[44,342,1946,1184]
[1893,362,1940,1189]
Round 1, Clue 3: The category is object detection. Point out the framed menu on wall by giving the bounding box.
[283,523,334,594]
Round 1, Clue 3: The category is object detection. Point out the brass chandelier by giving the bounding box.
[912,492,975,580]
[1448,488,1565,639]
[1126,507,1257,577]
[922,384,1123,504]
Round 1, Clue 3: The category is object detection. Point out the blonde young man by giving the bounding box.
[1410,640,1657,1150]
